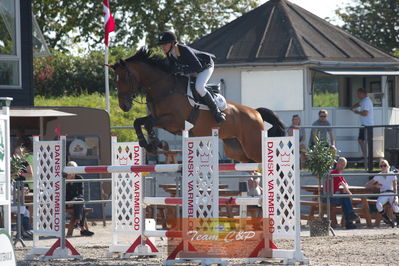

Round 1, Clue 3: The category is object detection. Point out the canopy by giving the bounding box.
[312,69,399,76]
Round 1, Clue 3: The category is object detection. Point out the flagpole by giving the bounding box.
[105,46,110,114]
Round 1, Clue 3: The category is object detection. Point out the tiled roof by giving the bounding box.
[191,0,399,65]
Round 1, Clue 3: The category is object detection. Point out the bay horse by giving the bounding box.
[111,48,285,163]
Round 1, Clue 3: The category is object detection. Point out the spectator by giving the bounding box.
[365,159,399,228]
[11,141,34,239]
[13,145,33,192]
[15,128,32,151]
[248,170,262,197]
[325,157,359,229]
[287,114,306,167]
[309,110,335,150]
[350,88,374,162]
[11,191,33,239]
[65,161,94,236]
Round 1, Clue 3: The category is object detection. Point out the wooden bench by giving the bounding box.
[301,200,365,228]
[66,207,93,236]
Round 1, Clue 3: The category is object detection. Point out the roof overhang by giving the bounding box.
[311,68,399,76]
[10,109,76,117]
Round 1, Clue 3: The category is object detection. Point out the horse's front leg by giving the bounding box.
[134,116,151,149]
[143,117,162,153]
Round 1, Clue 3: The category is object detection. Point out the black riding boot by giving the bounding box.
[396,214,399,228]
[201,91,226,124]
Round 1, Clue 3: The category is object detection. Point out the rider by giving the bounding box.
[157,30,226,124]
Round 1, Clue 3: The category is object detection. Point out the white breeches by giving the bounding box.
[376,194,399,213]
[195,65,214,97]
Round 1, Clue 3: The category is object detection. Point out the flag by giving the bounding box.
[103,0,115,46]
[54,125,61,136]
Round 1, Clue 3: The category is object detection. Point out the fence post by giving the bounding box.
[367,126,373,172]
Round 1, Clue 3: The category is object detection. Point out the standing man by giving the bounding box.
[309,109,335,150]
[326,157,360,229]
[350,88,374,161]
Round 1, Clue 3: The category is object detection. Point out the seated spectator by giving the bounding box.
[66,161,94,236]
[15,127,32,154]
[11,198,33,239]
[324,157,359,229]
[13,145,33,192]
[248,170,262,197]
[287,114,307,168]
[365,159,399,228]
[11,141,34,239]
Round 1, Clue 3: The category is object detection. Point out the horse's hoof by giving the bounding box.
[139,140,147,147]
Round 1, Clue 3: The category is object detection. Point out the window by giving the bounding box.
[0,0,20,87]
[312,72,348,107]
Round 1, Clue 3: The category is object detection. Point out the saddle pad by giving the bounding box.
[186,85,227,111]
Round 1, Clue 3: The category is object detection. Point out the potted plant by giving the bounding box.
[306,135,336,236]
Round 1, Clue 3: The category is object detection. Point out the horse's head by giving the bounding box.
[111,47,174,112]
[111,59,141,112]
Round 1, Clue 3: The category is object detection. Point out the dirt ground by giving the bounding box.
[13,221,399,266]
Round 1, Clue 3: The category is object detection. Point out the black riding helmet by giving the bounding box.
[157,31,177,45]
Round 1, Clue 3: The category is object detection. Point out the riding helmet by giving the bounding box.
[157,31,177,45]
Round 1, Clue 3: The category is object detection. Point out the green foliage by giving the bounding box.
[313,92,339,107]
[34,93,147,142]
[336,0,399,53]
[33,47,135,96]
[11,152,28,179]
[32,0,259,52]
[306,135,336,179]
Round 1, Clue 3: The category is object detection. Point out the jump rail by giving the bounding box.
[63,163,262,174]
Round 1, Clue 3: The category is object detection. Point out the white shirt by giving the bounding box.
[359,96,374,126]
[372,173,397,192]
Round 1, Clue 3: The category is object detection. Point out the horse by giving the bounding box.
[111,48,285,163]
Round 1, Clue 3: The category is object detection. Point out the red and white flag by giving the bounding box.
[103,0,115,46]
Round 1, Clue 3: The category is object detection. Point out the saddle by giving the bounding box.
[187,77,227,111]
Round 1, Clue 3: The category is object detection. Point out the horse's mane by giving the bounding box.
[125,47,172,73]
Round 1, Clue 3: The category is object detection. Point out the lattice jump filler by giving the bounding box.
[27,136,81,260]
[108,136,159,257]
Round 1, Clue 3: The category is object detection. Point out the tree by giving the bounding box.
[336,0,399,53]
[32,0,259,53]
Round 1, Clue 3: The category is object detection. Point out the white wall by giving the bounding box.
[241,70,304,111]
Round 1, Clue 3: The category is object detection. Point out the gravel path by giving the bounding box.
[15,222,399,265]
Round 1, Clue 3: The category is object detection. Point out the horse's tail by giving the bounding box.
[256,107,286,137]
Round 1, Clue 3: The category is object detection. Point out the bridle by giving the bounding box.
[115,59,186,106]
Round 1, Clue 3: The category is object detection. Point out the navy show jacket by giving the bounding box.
[168,44,215,73]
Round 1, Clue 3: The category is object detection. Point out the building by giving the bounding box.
[189,0,399,159]
[0,0,34,106]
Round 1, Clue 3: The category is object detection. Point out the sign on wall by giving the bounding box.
[241,70,304,111]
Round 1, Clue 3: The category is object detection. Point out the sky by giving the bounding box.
[275,0,355,25]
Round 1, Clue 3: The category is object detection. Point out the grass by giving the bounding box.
[35,92,147,142]
[313,92,339,107]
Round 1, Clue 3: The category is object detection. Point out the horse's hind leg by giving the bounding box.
[223,138,251,162]
[240,129,263,163]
